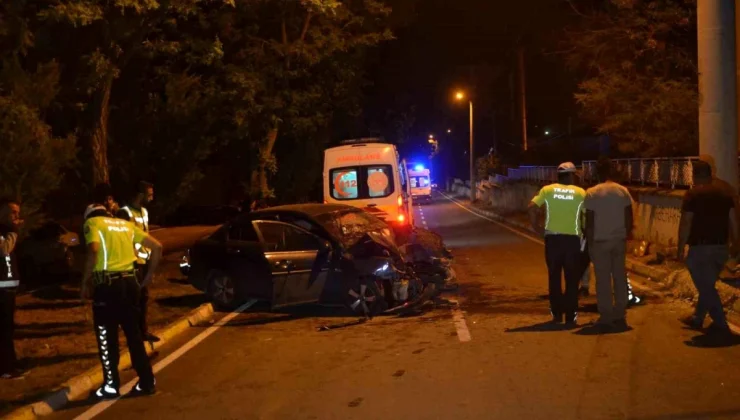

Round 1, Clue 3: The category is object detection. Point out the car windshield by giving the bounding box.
[315,210,392,248]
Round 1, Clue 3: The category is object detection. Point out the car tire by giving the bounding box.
[207,270,243,311]
[345,278,387,318]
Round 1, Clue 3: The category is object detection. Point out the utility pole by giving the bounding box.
[698,0,738,189]
[736,1,740,153]
[518,47,528,152]
[469,100,475,202]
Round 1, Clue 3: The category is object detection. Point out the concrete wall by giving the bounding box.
[451,179,684,251]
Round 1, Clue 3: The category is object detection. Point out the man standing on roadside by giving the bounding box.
[584,157,634,331]
[678,161,738,336]
[83,183,163,399]
[0,198,26,379]
[528,162,587,325]
[117,181,159,343]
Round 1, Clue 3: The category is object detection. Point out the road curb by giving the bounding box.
[4,303,215,420]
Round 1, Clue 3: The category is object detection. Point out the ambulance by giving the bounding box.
[408,165,432,202]
[323,139,414,228]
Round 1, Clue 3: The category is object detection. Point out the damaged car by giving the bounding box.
[180,204,435,317]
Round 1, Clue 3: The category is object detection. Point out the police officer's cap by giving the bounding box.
[557,162,577,173]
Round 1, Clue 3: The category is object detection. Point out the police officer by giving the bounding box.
[0,198,25,379]
[528,162,587,325]
[116,181,159,343]
[82,184,162,399]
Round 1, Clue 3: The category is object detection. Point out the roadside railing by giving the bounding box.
[582,157,700,189]
[504,157,706,189]
[507,165,582,184]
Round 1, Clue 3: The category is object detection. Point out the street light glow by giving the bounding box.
[429,134,434,139]
[455,91,465,101]
[447,129,452,133]
[545,130,550,136]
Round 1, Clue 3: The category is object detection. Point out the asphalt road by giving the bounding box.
[50,193,740,420]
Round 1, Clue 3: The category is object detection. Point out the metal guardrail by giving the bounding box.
[505,157,705,189]
[582,157,700,189]
[507,165,582,184]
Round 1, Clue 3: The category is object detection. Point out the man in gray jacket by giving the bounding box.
[584,157,634,331]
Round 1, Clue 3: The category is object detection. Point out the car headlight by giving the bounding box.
[374,262,390,275]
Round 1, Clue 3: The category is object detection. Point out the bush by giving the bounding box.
[0,95,76,229]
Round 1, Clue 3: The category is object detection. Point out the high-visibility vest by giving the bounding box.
[0,234,19,289]
[121,206,151,262]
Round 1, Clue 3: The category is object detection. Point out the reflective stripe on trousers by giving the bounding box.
[0,280,19,288]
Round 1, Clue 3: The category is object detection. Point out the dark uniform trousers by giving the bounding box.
[0,288,17,374]
[135,263,151,336]
[545,234,582,321]
[92,272,154,389]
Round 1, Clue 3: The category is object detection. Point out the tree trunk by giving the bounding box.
[90,74,113,185]
[250,126,279,198]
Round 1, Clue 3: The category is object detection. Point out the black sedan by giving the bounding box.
[180,204,413,316]
[17,221,81,288]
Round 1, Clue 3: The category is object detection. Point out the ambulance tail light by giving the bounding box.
[397,214,405,224]
[397,195,403,207]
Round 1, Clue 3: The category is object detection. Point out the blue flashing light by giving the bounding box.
[414,164,425,171]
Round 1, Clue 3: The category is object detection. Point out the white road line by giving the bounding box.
[74,300,258,420]
[448,299,471,342]
[439,192,544,245]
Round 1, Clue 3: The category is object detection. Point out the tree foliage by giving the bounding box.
[0,1,76,227]
[0,0,399,218]
[564,0,697,156]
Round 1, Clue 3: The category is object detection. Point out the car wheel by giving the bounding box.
[207,270,242,311]
[345,279,387,318]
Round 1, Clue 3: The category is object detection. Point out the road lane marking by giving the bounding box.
[447,299,471,342]
[74,300,258,420]
[439,192,545,245]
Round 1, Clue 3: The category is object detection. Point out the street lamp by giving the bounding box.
[455,90,475,202]
[447,129,452,134]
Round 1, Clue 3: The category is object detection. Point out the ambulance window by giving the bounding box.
[411,176,429,187]
[330,169,359,200]
[367,166,393,198]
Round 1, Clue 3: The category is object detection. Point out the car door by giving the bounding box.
[253,221,331,308]
[223,221,272,300]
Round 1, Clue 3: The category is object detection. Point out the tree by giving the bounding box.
[476,152,500,181]
[37,0,234,184]
[563,0,697,156]
[0,1,76,226]
[211,0,394,199]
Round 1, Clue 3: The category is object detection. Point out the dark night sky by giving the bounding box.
[360,0,589,172]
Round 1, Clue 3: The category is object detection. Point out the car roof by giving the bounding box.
[252,203,360,218]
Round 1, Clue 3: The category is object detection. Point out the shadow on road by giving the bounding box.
[19,352,98,369]
[155,293,208,308]
[505,321,579,333]
[16,321,89,339]
[31,285,79,301]
[574,323,633,336]
[167,277,190,285]
[17,301,84,310]
[684,333,740,348]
